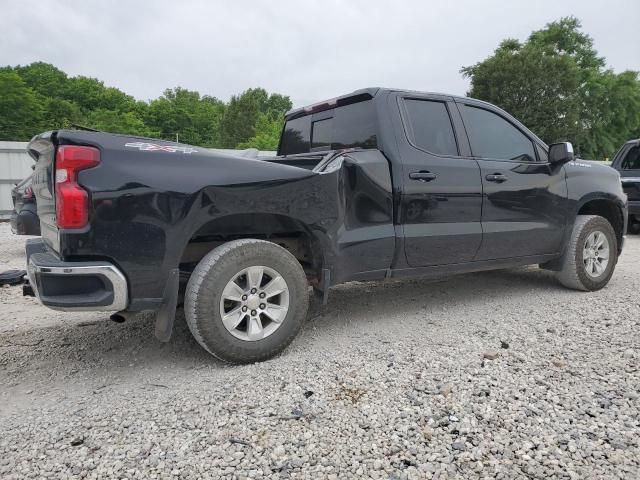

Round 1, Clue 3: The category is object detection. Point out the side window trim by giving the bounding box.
[446,100,472,157]
[397,96,462,158]
[455,102,541,163]
[535,143,548,163]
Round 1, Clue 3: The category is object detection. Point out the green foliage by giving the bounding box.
[63,76,137,113]
[462,17,640,159]
[14,62,69,100]
[220,88,291,148]
[0,71,43,140]
[0,62,290,150]
[462,38,581,144]
[86,109,158,137]
[145,87,225,146]
[236,112,285,151]
[42,98,83,130]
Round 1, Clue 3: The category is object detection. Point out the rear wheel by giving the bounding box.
[185,239,309,363]
[556,215,618,291]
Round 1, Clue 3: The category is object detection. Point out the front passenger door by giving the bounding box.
[457,102,568,261]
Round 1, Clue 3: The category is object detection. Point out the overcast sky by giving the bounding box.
[2,0,639,107]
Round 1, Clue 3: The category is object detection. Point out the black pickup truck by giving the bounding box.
[25,88,627,363]
[610,139,640,233]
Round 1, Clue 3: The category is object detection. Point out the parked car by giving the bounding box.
[610,139,640,233]
[10,173,40,236]
[24,88,628,363]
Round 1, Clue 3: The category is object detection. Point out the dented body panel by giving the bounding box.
[29,130,395,309]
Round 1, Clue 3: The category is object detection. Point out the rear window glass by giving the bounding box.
[311,118,332,151]
[279,100,377,155]
[279,116,311,155]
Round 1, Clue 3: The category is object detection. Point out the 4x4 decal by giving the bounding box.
[125,142,197,154]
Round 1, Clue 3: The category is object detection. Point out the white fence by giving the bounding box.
[0,140,276,218]
[0,142,31,216]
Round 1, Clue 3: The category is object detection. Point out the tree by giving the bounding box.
[14,62,69,100]
[1,61,292,148]
[144,87,226,145]
[219,88,291,148]
[462,17,640,159]
[65,76,138,113]
[42,97,84,130]
[462,37,581,144]
[0,71,43,140]
[86,109,157,137]
[236,112,284,151]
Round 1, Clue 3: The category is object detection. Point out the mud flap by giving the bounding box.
[154,268,180,342]
[312,268,331,305]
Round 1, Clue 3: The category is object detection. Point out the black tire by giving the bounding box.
[628,218,640,235]
[184,239,309,363]
[0,269,26,286]
[556,215,618,291]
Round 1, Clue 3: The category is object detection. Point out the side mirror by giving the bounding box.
[549,142,575,165]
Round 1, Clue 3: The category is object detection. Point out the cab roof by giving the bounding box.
[285,87,479,120]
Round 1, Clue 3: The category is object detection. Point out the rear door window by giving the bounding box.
[460,104,536,162]
[402,99,458,156]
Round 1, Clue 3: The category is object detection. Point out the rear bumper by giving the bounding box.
[25,238,128,311]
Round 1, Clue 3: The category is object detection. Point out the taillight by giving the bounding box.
[55,145,100,229]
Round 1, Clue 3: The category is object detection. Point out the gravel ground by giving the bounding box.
[0,222,638,479]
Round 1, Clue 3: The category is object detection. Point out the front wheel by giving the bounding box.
[556,215,618,291]
[184,239,309,363]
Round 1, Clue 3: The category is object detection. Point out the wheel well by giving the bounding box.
[180,214,323,285]
[578,199,624,250]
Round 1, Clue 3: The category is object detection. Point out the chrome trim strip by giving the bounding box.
[27,259,128,312]
[621,177,640,182]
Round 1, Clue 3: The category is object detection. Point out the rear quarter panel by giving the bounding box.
[53,132,395,302]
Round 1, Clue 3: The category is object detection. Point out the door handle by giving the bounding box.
[486,173,507,183]
[409,171,437,182]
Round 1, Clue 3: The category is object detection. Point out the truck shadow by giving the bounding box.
[0,265,568,383]
[305,265,560,327]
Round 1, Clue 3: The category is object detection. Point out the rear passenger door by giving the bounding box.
[456,101,568,261]
[396,95,483,267]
